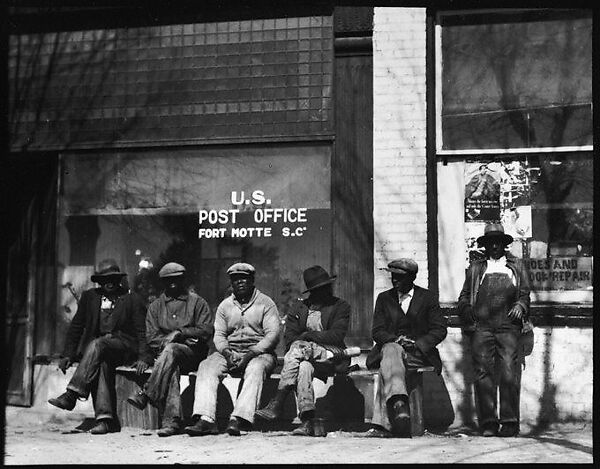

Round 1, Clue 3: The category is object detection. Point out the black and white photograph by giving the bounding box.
[1,1,593,465]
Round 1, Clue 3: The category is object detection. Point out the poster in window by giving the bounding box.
[464,162,502,222]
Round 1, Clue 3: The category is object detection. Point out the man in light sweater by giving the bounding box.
[184,262,281,436]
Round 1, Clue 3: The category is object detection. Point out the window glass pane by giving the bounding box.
[56,145,332,353]
[440,10,592,150]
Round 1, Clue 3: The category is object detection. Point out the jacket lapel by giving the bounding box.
[385,289,401,332]
[89,290,102,335]
[405,287,423,323]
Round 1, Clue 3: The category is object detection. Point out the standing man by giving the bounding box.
[48,259,152,434]
[126,262,214,437]
[184,262,280,436]
[365,258,447,438]
[256,265,358,436]
[458,223,530,437]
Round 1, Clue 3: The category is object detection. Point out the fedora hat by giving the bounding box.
[91,259,127,283]
[302,265,337,293]
[476,223,513,246]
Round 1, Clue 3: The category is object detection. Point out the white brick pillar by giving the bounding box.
[373,7,428,298]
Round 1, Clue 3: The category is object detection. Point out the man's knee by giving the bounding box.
[85,337,111,355]
[382,342,404,359]
[297,361,314,378]
[244,357,270,379]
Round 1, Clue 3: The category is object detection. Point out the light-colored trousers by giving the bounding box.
[192,351,276,423]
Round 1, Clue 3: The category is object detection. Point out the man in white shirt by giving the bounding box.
[458,223,530,437]
[365,258,447,437]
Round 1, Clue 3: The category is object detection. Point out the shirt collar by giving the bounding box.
[163,292,188,303]
[487,256,507,265]
[233,287,258,308]
[398,288,414,302]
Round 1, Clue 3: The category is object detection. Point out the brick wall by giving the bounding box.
[373,7,592,427]
[372,7,428,295]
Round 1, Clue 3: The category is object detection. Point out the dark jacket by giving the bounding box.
[457,257,530,329]
[367,286,447,374]
[62,287,153,364]
[284,296,351,351]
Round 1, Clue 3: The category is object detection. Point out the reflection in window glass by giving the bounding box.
[57,145,332,352]
[440,10,592,150]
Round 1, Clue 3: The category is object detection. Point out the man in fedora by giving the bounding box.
[184,262,281,437]
[126,262,214,437]
[48,259,152,434]
[458,223,530,437]
[365,258,447,437]
[255,265,358,436]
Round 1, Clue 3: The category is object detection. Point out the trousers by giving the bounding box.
[371,342,430,431]
[144,343,202,426]
[192,351,277,423]
[67,335,136,421]
[278,340,342,418]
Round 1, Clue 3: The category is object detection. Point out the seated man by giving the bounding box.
[365,258,447,437]
[126,262,214,437]
[184,262,281,437]
[48,259,152,434]
[256,265,358,436]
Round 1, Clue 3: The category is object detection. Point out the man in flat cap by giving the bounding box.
[365,258,447,437]
[256,265,358,436]
[48,259,152,434]
[126,262,214,436]
[184,262,281,436]
[458,223,530,437]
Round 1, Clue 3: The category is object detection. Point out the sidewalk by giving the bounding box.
[3,406,594,465]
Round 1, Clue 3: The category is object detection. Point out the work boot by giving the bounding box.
[255,388,291,421]
[498,422,519,437]
[291,419,313,436]
[363,426,393,438]
[226,418,242,436]
[127,390,149,410]
[157,422,182,437]
[330,346,362,360]
[481,422,499,437]
[184,418,219,437]
[90,419,118,435]
[388,398,410,436]
[48,390,78,411]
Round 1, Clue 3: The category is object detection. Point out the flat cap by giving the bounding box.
[158,262,186,278]
[227,262,255,276]
[382,258,418,275]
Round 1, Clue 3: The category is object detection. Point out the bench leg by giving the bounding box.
[408,373,425,437]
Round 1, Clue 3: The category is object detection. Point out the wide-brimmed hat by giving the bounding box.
[227,262,256,276]
[302,265,337,293]
[477,223,513,246]
[158,262,186,278]
[91,259,127,283]
[381,258,418,275]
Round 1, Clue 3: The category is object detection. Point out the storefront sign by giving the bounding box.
[198,190,309,239]
[527,257,593,291]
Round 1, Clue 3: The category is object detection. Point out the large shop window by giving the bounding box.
[435,9,593,306]
[56,145,331,350]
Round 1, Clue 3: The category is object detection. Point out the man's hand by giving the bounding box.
[507,304,524,320]
[222,349,240,369]
[396,335,416,351]
[57,357,73,374]
[133,360,149,376]
[230,351,257,373]
[184,338,199,348]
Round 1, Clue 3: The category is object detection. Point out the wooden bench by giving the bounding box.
[114,365,435,435]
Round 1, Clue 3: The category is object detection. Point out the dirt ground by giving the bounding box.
[3,407,594,465]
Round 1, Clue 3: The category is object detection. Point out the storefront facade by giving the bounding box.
[5,3,592,427]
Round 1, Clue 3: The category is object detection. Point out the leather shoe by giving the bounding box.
[481,422,499,437]
[90,420,117,435]
[498,423,519,437]
[389,399,410,436]
[363,426,393,438]
[291,419,313,436]
[184,419,219,436]
[158,425,181,437]
[226,418,242,436]
[48,391,77,411]
[127,390,149,410]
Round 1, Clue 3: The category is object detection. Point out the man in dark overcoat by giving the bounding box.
[256,265,358,436]
[365,258,447,437]
[457,223,530,437]
[48,259,152,434]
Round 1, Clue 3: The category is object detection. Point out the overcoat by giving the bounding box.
[367,286,447,373]
[62,287,153,364]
